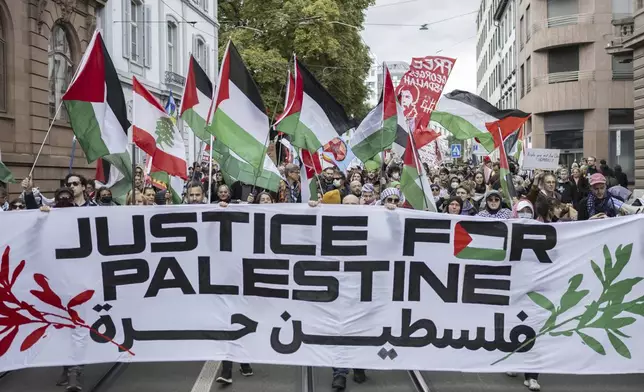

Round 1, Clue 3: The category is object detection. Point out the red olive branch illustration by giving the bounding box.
[0,246,134,356]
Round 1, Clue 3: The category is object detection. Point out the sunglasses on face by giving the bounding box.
[488,197,501,203]
[431,188,440,192]
[385,197,400,204]
[12,204,25,209]
[67,181,80,187]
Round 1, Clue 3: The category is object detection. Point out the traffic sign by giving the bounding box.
[451,144,462,158]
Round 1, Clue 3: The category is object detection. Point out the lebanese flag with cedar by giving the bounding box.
[132,77,188,179]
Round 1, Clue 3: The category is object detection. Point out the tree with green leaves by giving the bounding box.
[218,0,375,121]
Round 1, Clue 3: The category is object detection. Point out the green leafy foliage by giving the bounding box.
[218,0,376,120]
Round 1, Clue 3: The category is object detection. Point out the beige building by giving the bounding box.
[517,0,634,182]
[0,0,103,196]
[607,0,644,187]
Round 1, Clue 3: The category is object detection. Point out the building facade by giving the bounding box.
[365,53,378,107]
[0,0,218,196]
[377,61,409,93]
[517,0,634,178]
[476,0,518,110]
[606,0,644,187]
[97,0,217,168]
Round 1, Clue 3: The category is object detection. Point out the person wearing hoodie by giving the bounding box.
[477,190,512,219]
[444,196,463,215]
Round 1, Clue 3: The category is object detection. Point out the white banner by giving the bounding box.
[1,205,644,374]
[522,148,560,170]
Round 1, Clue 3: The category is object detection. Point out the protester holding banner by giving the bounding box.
[477,190,512,219]
[577,173,618,221]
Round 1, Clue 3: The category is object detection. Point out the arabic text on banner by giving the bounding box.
[1,205,644,373]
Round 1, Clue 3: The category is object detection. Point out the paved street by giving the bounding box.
[1,363,643,392]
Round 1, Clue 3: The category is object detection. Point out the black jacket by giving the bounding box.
[615,171,628,188]
[556,181,573,204]
[570,177,588,209]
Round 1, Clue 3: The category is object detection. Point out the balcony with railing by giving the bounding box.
[530,14,595,51]
[606,20,635,56]
[165,71,186,88]
[532,13,594,33]
[533,70,595,86]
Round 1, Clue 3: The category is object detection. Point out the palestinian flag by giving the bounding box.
[62,31,131,176]
[0,158,14,184]
[275,56,351,153]
[179,56,213,143]
[132,77,188,179]
[400,137,437,212]
[95,158,131,205]
[274,71,295,133]
[209,41,269,169]
[300,149,322,202]
[487,120,517,205]
[211,139,283,193]
[453,221,508,261]
[351,64,408,162]
[432,90,530,153]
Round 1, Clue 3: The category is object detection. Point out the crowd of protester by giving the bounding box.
[0,152,639,392]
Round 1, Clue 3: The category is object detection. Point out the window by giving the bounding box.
[612,56,633,80]
[638,0,643,10]
[520,64,525,98]
[526,5,531,41]
[547,0,579,19]
[192,35,210,73]
[131,0,143,63]
[167,20,178,73]
[612,0,634,19]
[123,0,150,67]
[519,16,524,47]
[526,56,532,93]
[548,46,579,74]
[48,25,73,121]
[0,14,5,112]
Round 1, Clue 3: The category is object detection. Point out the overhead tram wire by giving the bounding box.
[370,0,425,8]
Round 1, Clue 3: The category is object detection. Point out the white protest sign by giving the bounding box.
[522,148,560,170]
[1,206,644,374]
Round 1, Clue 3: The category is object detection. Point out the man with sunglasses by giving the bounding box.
[64,173,96,207]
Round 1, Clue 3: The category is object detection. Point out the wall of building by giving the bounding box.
[517,0,634,171]
[476,0,518,109]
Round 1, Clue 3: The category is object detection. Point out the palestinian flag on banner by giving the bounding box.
[209,41,269,169]
[400,137,437,212]
[211,139,283,193]
[275,56,351,153]
[351,63,408,162]
[180,56,213,143]
[486,120,517,205]
[432,90,530,153]
[299,149,322,202]
[62,30,132,200]
[454,221,507,261]
[132,77,188,179]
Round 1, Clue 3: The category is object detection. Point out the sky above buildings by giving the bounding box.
[361,0,480,94]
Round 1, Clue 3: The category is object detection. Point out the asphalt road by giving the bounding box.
[1,363,643,392]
